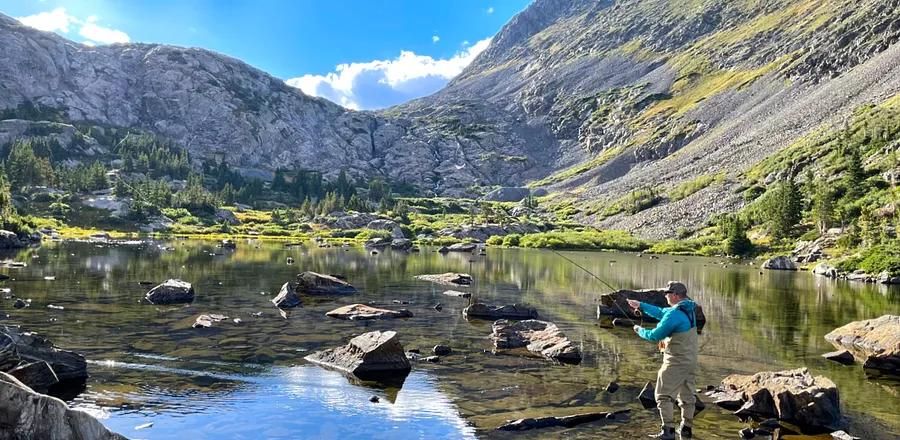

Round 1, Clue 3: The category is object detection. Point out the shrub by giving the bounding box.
[486,235,503,246]
[355,229,392,241]
[502,234,521,247]
[858,244,900,276]
[518,230,648,251]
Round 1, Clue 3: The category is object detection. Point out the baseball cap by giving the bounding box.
[666,281,687,296]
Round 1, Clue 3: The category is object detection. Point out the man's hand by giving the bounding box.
[633,325,642,334]
[626,299,640,310]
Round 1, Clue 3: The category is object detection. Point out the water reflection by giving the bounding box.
[0,241,897,439]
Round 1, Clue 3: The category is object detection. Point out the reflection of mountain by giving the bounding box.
[76,361,476,440]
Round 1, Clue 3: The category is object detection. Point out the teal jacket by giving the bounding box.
[636,299,697,342]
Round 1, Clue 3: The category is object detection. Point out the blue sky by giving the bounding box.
[1,0,531,109]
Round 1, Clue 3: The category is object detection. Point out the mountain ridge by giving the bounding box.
[2,0,900,238]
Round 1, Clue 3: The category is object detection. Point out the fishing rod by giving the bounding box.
[551,249,638,320]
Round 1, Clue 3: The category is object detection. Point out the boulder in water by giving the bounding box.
[304,330,411,380]
[390,238,413,251]
[145,279,194,304]
[8,361,58,393]
[598,289,707,332]
[821,350,855,365]
[824,315,899,373]
[762,256,797,270]
[464,303,539,320]
[296,271,357,295]
[1,325,87,383]
[443,290,471,298]
[325,304,413,321]
[415,272,473,287]
[0,372,127,439]
[446,243,478,252]
[271,282,301,308]
[0,230,23,249]
[813,262,838,278]
[707,368,845,432]
[192,314,229,328]
[490,319,581,363]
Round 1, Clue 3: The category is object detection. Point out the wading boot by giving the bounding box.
[680,426,693,438]
[648,427,676,440]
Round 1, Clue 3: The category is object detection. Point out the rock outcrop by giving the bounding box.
[304,330,411,380]
[491,319,581,363]
[597,289,707,331]
[325,304,413,321]
[0,230,23,249]
[0,372,128,440]
[707,368,845,432]
[824,315,899,373]
[415,273,473,287]
[762,256,797,271]
[464,303,540,320]
[483,187,531,202]
[145,279,194,304]
[296,271,357,295]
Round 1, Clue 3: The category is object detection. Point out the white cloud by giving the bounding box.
[487,7,495,14]
[16,8,130,45]
[78,16,130,44]
[432,35,440,43]
[16,7,76,33]
[286,38,491,110]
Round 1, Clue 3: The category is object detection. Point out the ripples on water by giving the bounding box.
[0,239,897,439]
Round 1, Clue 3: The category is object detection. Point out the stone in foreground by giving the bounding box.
[598,289,707,331]
[707,368,845,432]
[464,303,539,320]
[491,319,581,363]
[824,315,899,373]
[1,325,87,383]
[304,330,411,380]
[325,304,413,321]
[415,272,473,287]
[296,271,357,295]
[145,279,194,304]
[271,282,301,308]
[762,256,797,270]
[497,409,629,431]
[192,314,229,328]
[0,372,127,440]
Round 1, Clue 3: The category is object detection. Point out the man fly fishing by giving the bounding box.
[627,281,699,440]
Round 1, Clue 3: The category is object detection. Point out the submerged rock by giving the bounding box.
[446,243,478,252]
[415,272,473,287]
[490,319,580,363]
[762,256,797,270]
[707,368,845,432]
[192,314,229,328]
[304,330,411,380]
[824,315,899,373]
[271,282,301,308]
[0,372,127,439]
[497,409,629,431]
[464,303,539,320]
[325,304,413,321]
[145,279,194,304]
[220,239,236,249]
[296,271,357,295]
[598,289,707,332]
[638,381,656,409]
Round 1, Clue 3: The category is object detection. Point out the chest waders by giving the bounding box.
[654,306,699,432]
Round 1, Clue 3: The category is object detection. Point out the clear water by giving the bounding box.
[0,239,898,439]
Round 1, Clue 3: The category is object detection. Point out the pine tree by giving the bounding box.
[843,146,866,200]
[761,178,802,239]
[811,177,834,234]
[719,214,753,256]
[0,171,15,220]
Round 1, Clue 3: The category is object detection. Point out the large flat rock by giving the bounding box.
[491,319,581,363]
[464,303,539,320]
[0,372,127,439]
[304,331,411,380]
[824,315,899,373]
[597,289,706,331]
[415,272,473,287]
[707,368,845,433]
[325,304,413,321]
